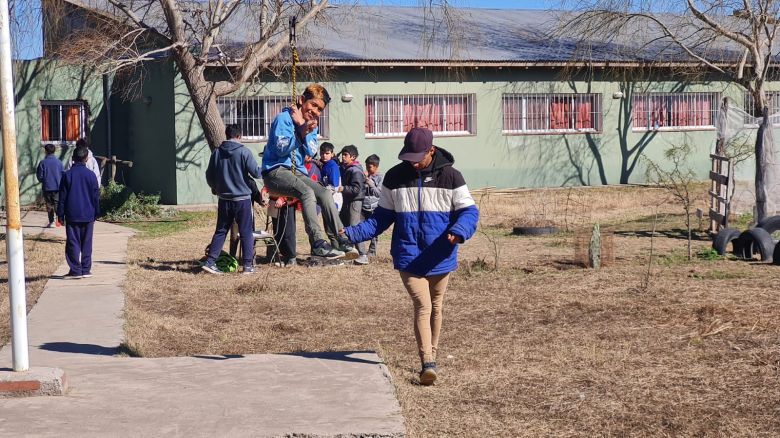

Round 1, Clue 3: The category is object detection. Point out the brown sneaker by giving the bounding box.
[420,362,437,386]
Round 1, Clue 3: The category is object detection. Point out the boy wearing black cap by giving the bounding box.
[341,127,479,385]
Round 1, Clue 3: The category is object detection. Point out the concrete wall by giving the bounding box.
[10,59,106,205]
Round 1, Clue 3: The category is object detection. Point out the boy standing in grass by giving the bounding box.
[57,145,100,279]
[337,145,368,265]
[361,154,383,256]
[318,142,342,210]
[36,143,64,228]
[341,128,479,385]
[203,124,262,275]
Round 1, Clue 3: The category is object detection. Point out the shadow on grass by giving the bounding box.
[39,342,118,356]
[137,260,202,274]
[613,229,710,241]
[286,351,383,365]
[0,274,57,284]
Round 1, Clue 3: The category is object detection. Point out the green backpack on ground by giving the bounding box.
[215,251,238,273]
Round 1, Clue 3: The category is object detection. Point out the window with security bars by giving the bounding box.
[502,93,602,134]
[217,96,329,140]
[364,94,476,137]
[743,92,780,125]
[40,101,87,143]
[632,92,719,131]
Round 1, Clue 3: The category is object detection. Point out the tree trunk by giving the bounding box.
[172,54,226,151]
[755,106,774,221]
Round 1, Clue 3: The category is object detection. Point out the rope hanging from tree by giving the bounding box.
[289,16,299,106]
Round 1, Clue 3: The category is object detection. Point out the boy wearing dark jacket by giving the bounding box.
[203,124,263,274]
[337,145,368,265]
[37,143,64,227]
[57,146,100,279]
[342,128,479,385]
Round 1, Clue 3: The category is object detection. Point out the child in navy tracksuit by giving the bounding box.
[57,146,100,279]
[36,143,64,227]
[203,124,263,274]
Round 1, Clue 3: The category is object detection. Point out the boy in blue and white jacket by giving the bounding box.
[342,127,479,386]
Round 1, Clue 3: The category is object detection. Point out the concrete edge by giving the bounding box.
[0,367,68,397]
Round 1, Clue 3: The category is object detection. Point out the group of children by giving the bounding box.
[264,140,384,266]
[36,139,101,279]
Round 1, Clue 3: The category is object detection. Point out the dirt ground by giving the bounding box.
[0,228,64,347]
[123,185,780,437]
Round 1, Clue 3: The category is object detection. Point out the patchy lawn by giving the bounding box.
[0,230,65,347]
[122,185,780,437]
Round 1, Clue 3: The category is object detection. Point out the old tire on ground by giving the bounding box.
[774,243,780,265]
[733,228,775,262]
[757,215,780,234]
[712,227,741,256]
[512,226,559,236]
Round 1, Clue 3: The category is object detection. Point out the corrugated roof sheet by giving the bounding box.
[63,2,755,65]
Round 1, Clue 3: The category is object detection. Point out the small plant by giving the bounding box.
[729,212,754,229]
[100,180,174,222]
[697,247,723,261]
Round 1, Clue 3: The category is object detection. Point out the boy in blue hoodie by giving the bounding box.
[57,146,100,279]
[36,143,64,228]
[203,124,263,274]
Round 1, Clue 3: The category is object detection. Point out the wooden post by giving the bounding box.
[588,223,601,269]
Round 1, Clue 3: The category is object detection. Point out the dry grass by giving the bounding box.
[123,185,780,437]
[0,231,65,346]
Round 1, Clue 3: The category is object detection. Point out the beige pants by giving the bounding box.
[399,272,450,365]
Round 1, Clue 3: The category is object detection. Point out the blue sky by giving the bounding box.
[14,0,560,59]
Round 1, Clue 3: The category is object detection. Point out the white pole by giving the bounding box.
[0,0,29,371]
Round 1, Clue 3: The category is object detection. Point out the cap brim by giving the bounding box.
[398,151,428,162]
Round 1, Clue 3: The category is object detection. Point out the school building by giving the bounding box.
[9,4,776,205]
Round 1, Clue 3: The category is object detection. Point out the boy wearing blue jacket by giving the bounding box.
[57,146,100,279]
[36,143,64,227]
[261,83,354,259]
[203,124,263,274]
[342,128,479,386]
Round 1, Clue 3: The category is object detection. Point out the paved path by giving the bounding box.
[0,211,404,437]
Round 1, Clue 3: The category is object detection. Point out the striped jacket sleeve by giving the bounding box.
[447,170,479,241]
[344,182,396,243]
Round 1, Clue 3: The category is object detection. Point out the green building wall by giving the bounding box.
[10,60,106,205]
[169,67,766,205]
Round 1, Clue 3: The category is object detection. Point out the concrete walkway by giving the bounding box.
[0,211,404,437]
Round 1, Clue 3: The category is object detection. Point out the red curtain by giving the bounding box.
[527,97,546,130]
[365,98,374,134]
[41,106,51,141]
[65,106,80,141]
[576,99,592,130]
[650,97,667,128]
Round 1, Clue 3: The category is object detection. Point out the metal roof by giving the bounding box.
[62,2,755,66]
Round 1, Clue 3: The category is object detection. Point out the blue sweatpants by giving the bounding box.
[206,198,254,267]
[65,221,94,276]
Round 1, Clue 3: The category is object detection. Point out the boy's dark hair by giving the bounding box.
[44,143,56,154]
[73,146,89,163]
[339,145,358,158]
[365,154,380,166]
[75,138,88,148]
[319,142,334,154]
[225,124,242,140]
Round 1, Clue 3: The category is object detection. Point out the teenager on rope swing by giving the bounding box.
[261,83,357,259]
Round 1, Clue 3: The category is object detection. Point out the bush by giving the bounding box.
[100,181,171,222]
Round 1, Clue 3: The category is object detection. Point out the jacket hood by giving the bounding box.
[219,140,243,155]
[342,159,363,170]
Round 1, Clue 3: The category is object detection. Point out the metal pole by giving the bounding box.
[0,0,29,371]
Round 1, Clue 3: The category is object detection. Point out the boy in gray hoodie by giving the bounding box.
[203,124,262,274]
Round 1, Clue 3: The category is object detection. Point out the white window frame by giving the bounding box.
[217,96,330,140]
[364,94,476,138]
[631,92,719,132]
[40,100,87,144]
[501,93,602,135]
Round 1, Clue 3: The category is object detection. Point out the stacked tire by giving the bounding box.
[712,215,780,264]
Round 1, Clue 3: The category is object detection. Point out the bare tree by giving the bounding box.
[562,0,780,221]
[47,0,331,150]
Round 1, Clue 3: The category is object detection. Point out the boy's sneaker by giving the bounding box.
[354,255,369,265]
[81,272,93,278]
[311,240,344,258]
[55,220,63,227]
[285,258,298,267]
[335,234,359,260]
[420,362,438,386]
[63,272,82,280]
[242,266,255,275]
[45,222,54,228]
[201,262,223,275]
